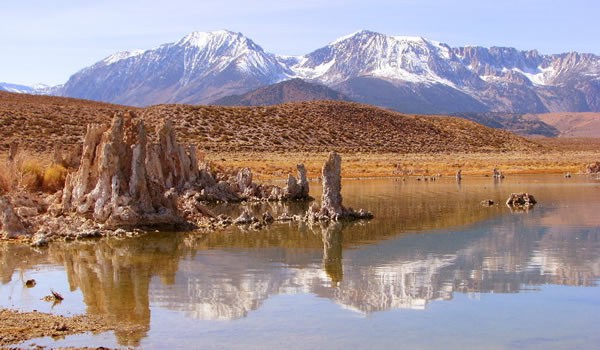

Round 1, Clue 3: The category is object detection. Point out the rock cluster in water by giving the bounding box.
[59,113,185,228]
[1,113,372,244]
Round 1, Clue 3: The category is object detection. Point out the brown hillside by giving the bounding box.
[142,101,539,153]
[524,112,600,137]
[0,91,131,152]
[0,92,537,154]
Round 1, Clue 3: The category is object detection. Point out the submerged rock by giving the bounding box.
[481,199,495,207]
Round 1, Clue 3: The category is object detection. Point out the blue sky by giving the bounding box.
[1,0,598,86]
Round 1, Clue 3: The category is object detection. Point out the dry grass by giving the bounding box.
[42,164,68,192]
[19,158,44,191]
[0,153,69,193]
[207,150,599,180]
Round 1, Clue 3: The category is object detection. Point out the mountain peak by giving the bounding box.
[102,50,145,65]
[176,30,246,48]
[331,29,382,44]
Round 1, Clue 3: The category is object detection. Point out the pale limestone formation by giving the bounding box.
[193,164,311,203]
[321,152,344,216]
[297,164,310,198]
[0,196,26,238]
[61,112,190,228]
[283,164,310,200]
[308,151,373,221]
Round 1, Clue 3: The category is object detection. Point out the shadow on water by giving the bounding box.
[1,176,600,346]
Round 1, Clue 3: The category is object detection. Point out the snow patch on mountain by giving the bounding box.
[514,65,556,85]
[103,50,146,65]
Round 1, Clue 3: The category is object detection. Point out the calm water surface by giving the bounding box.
[2,175,600,349]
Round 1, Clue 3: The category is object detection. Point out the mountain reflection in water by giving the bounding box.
[1,176,599,347]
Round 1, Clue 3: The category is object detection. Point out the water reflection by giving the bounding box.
[50,238,185,346]
[1,177,599,346]
[322,222,344,285]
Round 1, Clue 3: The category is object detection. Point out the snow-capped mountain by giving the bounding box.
[54,29,600,113]
[289,30,600,113]
[0,82,52,94]
[292,30,461,85]
[59,30,293,106]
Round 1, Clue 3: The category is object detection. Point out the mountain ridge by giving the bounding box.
[8,29,600,113]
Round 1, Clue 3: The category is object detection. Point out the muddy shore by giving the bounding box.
[0,308,117,348]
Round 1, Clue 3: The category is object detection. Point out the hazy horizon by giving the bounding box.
[2,0,598,86]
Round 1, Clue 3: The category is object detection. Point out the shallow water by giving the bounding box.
[2,175,600,349]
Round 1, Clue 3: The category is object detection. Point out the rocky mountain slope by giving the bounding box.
[51,30,599,114]
[212,78,350,106]
[0,91,537,154]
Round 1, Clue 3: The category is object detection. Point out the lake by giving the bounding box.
[2,175,600,349]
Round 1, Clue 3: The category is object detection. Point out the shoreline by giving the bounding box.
[0,308,116,348]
